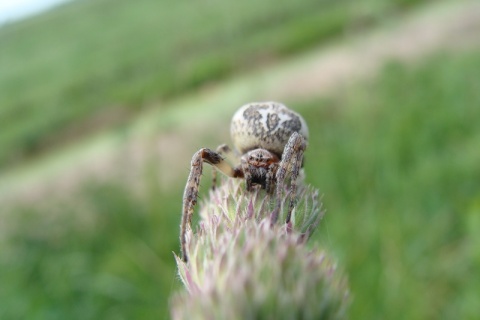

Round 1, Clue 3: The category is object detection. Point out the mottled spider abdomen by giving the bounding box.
[231,102,309,157]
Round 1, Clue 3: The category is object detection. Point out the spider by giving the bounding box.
[180,102,308,262]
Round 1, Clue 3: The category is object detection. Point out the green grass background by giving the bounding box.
[1,0,480,319]
[302,51,480,319]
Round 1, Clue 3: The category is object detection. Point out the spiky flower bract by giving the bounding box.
[171,178,349,320]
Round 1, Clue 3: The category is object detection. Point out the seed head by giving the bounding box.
[171,179,349,319]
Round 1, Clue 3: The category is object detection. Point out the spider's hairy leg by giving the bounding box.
[212,144,235,190]
[180,148,243,262]
[271,132,307,225]
[240,157,253,191]
[265,163,279,194]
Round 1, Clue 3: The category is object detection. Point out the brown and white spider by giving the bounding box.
[180,102,309,262]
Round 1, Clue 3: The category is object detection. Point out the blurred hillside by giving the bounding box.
[0,0,425,170]
[1,0,480,319]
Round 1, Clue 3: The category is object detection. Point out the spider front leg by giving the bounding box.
[271,132,307,225]
[265,163,279,194]
[180,148,243,263]
[211,144,236,190]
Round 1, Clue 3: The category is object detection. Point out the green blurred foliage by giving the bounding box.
[0,177,182,319]
[302,50,480,319]
[0,0,425,169]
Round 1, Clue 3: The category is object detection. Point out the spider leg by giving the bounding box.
[271,132,307,224]
[265,163,279,194]
[212,144,235,190]
[181,148,243,262]
[241,157,253,191]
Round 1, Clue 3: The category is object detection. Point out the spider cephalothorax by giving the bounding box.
[180,102,308,262]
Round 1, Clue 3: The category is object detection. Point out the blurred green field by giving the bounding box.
[302,50,480,319]
[0,0,424,169]
[1,45,479,319]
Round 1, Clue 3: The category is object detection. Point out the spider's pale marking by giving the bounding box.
[231,101,308,157]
